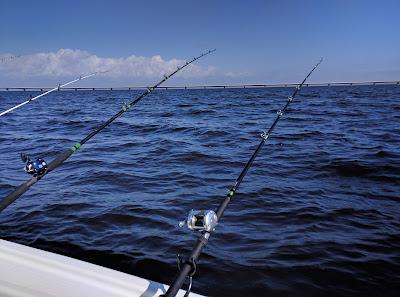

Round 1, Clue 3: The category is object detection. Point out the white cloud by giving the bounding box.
[0,49,216,81]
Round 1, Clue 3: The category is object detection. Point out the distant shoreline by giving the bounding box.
[0,81,399,91]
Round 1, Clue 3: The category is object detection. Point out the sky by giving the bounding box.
[0,0,399,87]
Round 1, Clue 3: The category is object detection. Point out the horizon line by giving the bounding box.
[0,80,399,91]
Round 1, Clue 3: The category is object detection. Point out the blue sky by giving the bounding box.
[0,0,399,86]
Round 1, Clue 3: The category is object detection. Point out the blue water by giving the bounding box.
[0,86,399,296]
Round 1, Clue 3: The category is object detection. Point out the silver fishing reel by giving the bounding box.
[179,210,218,232]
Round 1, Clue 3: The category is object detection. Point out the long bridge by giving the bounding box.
[0,81,398,92]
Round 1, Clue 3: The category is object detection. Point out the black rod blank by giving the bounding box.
[163,58,323,297]
[0,49,216,213]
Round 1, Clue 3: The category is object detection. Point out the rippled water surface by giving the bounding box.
[0,86,399,296]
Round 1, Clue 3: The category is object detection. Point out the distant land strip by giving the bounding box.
[0,81,399,91]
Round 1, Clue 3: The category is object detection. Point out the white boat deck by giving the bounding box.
[0,239,203,297]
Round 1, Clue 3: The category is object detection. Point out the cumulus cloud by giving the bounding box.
[0,49,217,83]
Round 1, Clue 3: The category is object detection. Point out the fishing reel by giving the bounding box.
[179,210,218,233]
[21,153,48,176]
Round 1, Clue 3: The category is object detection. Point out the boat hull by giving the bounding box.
[0,239,203,297]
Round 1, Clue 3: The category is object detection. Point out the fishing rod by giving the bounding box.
[0,49,216,213]
[0,71,105,117]
[162,58,323,297]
